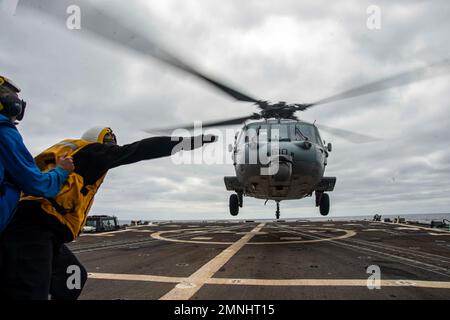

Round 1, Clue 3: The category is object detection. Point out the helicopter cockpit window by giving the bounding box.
[290,123,321,145]
[240,124,261,145]
[237,130,246,145]
[254,124,269,143]
[270,124,290,141]
[243,125,257,144]
[313,126,324,146]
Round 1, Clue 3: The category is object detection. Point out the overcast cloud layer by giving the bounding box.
[1,0,449,220]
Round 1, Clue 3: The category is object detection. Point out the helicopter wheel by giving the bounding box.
[320,193,330,216]
[229,194,239,216]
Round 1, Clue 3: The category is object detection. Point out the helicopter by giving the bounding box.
[138,59,450,219]
[140,55,449,220]
[23,1,450,219]
[224,118,335,219]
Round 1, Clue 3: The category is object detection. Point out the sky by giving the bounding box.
[1,0,449,220]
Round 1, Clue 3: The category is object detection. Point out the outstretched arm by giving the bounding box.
[93,134,217,170]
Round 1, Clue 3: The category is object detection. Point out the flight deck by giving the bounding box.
[70,220,450,300]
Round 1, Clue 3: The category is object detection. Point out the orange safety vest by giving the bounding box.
[21,139,107,240]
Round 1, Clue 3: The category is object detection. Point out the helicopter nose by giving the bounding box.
[265,155,293,182]
[272,160,292,182]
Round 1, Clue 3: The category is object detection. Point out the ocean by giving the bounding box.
[118,212,450,226]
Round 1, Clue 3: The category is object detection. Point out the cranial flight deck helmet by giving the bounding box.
[81,126,117,145]
[0,75,27,121]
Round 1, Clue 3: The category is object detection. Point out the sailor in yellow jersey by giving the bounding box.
[0,127,216,300]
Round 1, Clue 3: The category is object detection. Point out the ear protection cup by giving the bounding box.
[16,100,26,121]
[0,95,25,118]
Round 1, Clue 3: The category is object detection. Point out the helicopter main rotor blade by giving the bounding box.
[19,0,260,104]
[307,59,450,108]
[316,124,381,144]
[144,114,259,134]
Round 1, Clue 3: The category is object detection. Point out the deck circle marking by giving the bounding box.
[151,227,356,245]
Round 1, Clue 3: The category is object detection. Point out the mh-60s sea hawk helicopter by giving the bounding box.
[25,1,450,219]
[147,59,450,220]
[146,59,449,219]
[225,118,334,220]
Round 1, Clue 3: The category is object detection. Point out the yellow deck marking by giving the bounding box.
[81,229,130,236]
[81,225,152,237]
[236,231,267,235]
[159,223,265,300]
[191,237,213,240]
[127,225,154,228]
[89,272,183,283]
[395,227,420,231]
[206,278,450,289]
[378,222,450,233]
[88,272,450,289]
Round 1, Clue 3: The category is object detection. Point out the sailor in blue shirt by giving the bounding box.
[0,75,74,234]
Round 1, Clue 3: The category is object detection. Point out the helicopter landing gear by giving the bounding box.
[276,201,280,220]
[238,192,243,208]
[229,194,239,216]
[319,193,330,216]
[229,193,242,216]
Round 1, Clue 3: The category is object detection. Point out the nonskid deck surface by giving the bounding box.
[69,221,450,300]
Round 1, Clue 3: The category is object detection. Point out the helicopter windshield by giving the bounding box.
[242,123,322,145]
[246,123,290,142]
[290,123,322,145]
[270,124,290,141]
[243,124,269,144]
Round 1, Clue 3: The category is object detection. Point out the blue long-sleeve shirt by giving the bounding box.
[0,114,69,233]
